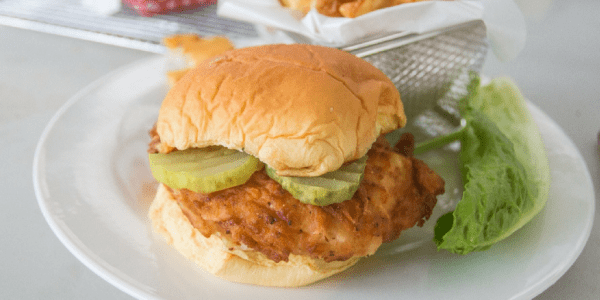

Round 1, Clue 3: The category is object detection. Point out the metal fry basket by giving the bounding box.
[291,20,488,142]
[349,21,487,117]
[350,21,488,142]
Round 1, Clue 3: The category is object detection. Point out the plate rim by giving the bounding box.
[32,56,164,300]
[503,103,596,299]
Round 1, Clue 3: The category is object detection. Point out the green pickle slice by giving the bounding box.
[266,156,368,206]
[148,146,263,194]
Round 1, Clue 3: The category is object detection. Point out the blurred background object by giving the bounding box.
[0,0,256,52]
[123,0,216,17]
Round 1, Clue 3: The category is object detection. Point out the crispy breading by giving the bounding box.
[167,136,444,263]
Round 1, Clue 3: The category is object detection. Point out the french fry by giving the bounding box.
[162,34,234,86]
[339,0,391,18]
[279,0,436,18]
[163,35,234,67]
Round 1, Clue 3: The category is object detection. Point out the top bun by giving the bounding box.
[156,44,405,176]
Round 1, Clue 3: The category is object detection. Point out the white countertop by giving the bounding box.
[1,1,598,299]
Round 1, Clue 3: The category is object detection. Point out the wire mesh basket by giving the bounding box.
[289,20,488,143]
[351,21,488,143]
[351,21,487,117]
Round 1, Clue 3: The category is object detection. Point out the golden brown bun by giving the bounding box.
[156,44,405,176]
[149,184,360,287]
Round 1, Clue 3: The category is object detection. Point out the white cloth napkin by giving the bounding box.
[218,0,526,61]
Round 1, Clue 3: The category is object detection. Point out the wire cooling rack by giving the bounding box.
[0,0,257,53]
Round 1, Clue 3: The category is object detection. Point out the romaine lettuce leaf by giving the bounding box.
[434,76,551,254]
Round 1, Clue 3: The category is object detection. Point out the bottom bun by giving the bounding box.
[149,183,360,287]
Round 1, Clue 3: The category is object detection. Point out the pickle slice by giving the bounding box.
[266,156,368,206]
[149,147,263,194]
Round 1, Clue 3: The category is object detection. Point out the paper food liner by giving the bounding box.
[218,0,526,61]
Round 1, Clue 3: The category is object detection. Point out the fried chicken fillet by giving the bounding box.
[150,132,444,263]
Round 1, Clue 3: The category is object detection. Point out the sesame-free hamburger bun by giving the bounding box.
[155,43,406,177]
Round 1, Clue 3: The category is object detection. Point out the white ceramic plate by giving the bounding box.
[34,56,595,300]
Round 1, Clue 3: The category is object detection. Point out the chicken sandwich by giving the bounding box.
[146,43,445,287]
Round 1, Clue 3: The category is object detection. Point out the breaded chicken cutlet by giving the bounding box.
[149,132,444,263]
